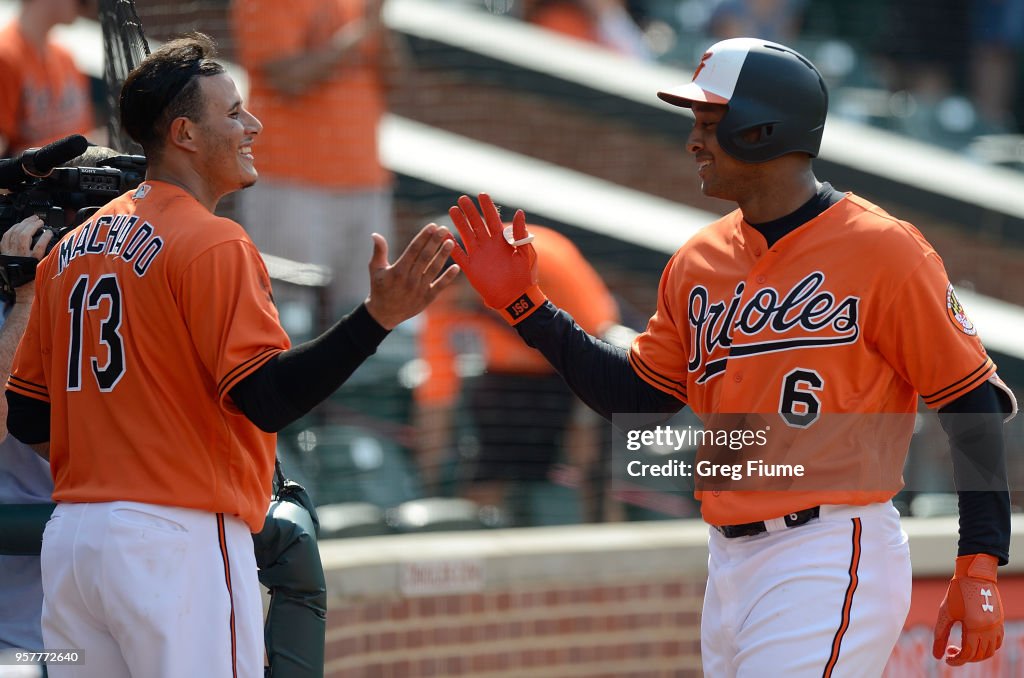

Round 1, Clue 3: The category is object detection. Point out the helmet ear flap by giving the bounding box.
[743,123,775,144]
[716,41,828,162]
[723,120,783,157]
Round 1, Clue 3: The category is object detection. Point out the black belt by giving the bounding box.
[715,506,821,539]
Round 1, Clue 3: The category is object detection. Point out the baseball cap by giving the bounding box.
[658,37,784,108]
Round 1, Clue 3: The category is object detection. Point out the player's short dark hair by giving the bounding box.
[119,32,226,159]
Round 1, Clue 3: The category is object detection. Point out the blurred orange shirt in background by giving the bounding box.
[417,225,619,406]
[529,2,601,45]
[232,0,391,189]
[0,21,93,155]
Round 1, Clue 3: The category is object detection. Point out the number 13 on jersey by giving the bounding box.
[67,274,126,392]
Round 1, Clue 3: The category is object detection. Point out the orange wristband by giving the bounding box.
[498,285,547,325]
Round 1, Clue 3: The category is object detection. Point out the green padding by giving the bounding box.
[255,492,326,678]
[0,503,55,555]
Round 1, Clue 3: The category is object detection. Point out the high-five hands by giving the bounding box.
[448,193,547,325]
[932,553,1004,666]
[364,223,460,330]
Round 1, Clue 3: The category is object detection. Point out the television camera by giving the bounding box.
[0,134,146,302]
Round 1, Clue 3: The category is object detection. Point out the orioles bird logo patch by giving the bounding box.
[946,283,976,336]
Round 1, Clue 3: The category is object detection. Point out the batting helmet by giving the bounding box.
[657,38,828,163]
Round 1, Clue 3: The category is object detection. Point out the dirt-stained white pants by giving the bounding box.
[41,502,262,678]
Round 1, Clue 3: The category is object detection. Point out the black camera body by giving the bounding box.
[0,154,146,302]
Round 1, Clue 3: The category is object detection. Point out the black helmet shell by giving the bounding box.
[658,38,828,163]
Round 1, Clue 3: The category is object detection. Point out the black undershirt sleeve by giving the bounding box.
[515,302,684,421]
[937,381,1011,565]
[229,303,390,433]
[6,390,51,445]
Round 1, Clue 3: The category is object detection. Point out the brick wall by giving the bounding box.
[316,517,1024,677]
[324,581,703,677]
[318,521,711,677]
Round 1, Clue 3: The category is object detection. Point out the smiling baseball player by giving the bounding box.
[5,34,457,677]
[447,37,1017,677]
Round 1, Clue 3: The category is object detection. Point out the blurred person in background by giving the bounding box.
[0,218,55,677]
[231,0,401,327]
[706,0,805,46]
[414,223,621,525]
[524,0,653,60]
[970,0,1023,132]
[874,0,969,139]
[0,0,96,157]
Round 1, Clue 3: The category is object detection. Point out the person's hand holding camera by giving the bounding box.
[1,215,54,302]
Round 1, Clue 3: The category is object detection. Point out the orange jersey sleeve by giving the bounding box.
[7,292,48,404]
[178,239,288,407]
[628,250,690,404]
[867,243,995,409]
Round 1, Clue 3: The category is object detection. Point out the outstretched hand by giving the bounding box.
[364,223,460,330]
[448,193,546,325]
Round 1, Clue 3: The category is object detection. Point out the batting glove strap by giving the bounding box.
[955,553,999,581]
[497,284,547,325]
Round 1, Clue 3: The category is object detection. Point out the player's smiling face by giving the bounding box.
[686,102,763,202]
[193,73,262,196]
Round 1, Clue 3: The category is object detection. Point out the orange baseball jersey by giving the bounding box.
[0,21,93,155]
[231,0,391,189]
[629,193,1000,526]
[417,225,619,406]
[528,2,602,46]
[7,182,291,532]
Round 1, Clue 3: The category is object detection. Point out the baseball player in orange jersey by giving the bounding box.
[447,38,1017,676]
[4,35,457,677]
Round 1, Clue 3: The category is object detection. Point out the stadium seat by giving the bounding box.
[385,497,487,533]
[315,502,392,539]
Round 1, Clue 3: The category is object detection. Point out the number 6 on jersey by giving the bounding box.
[780,368,823,428]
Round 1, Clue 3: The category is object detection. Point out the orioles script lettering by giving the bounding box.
[688,271,860,383]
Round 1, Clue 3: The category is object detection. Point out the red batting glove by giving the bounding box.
[448,193,547,325]
[932,553,1004,666]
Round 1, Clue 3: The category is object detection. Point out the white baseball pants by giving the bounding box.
[40,502,263,678]
[702,502,912,677]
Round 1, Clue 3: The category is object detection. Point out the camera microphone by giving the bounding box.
[0,134,90,189]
